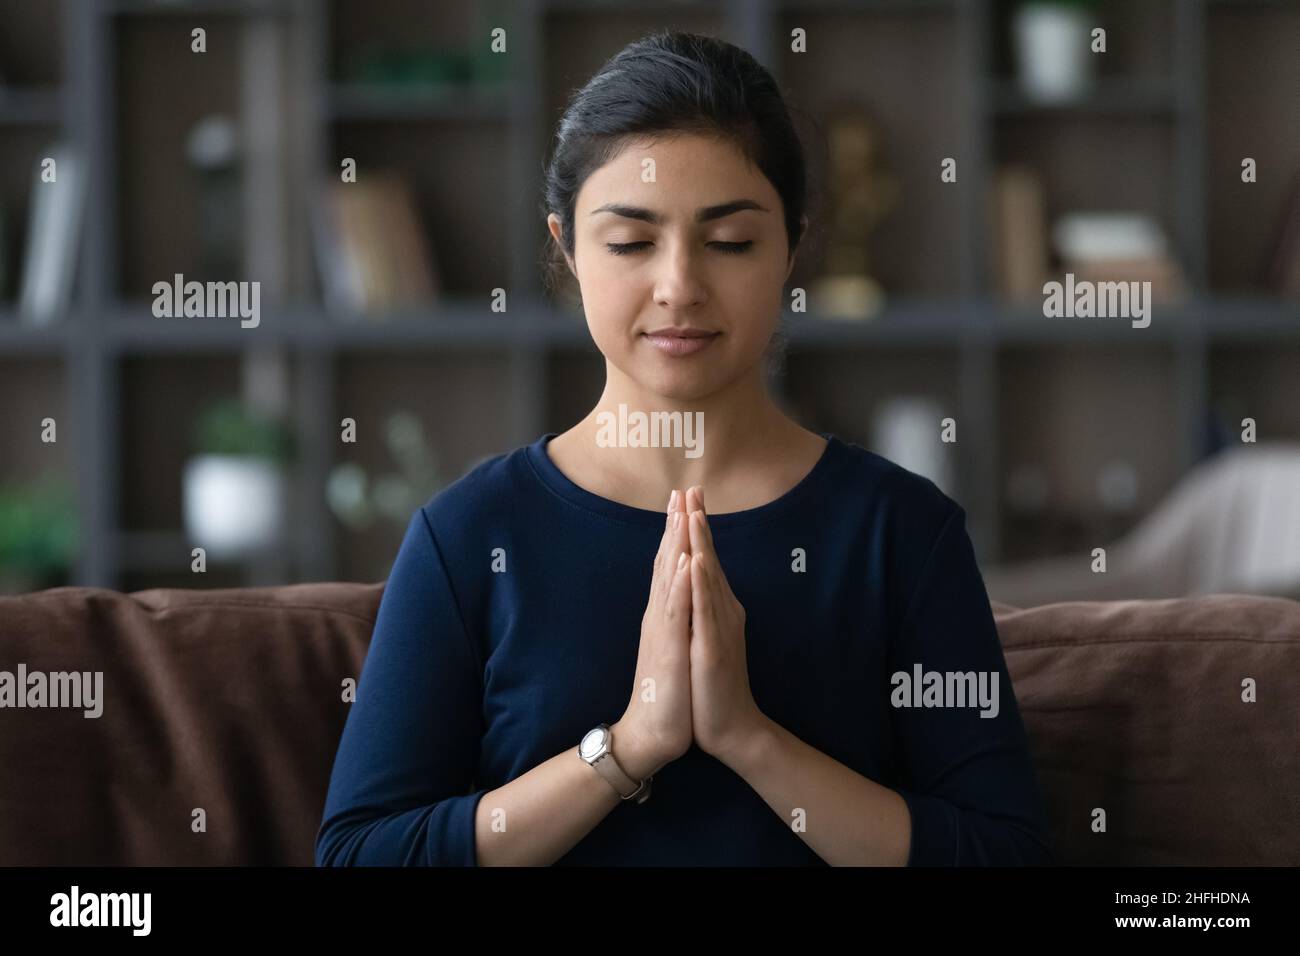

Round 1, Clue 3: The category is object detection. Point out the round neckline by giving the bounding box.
[524,429,843,529]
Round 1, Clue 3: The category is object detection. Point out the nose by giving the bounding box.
[652,241,708,310]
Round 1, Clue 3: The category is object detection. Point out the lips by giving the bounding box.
[642,328,718,338]
[641,329,721,357]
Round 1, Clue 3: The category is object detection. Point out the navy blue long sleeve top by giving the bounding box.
[315,432,1055,866]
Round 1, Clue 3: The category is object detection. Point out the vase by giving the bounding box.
[1013,3,1095,104]
[183,455,286,560]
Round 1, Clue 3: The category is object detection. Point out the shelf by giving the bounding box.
[783,302,973,345]
[104,308,300,351]
[15,300,1294,358]
[776,0,963,12]
[327,83,510,123]
[544,0,729,13]
[1202,298,1300,340]
[0,0,1295,590]
[0,316,70,354]
[118,530,292,572]
[0,87,63,125]
[989,78,1184,118]
[992,303,1189,344]
[106,0,297,18]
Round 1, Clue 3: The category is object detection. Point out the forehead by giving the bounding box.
[576,133,772,213]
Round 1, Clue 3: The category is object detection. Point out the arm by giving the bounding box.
[718,714,913,866]
[715,504,1055,866]
[314,507,663,867]
[471,718,659,866]
[882,503,1055,865]
[474,488,696,865]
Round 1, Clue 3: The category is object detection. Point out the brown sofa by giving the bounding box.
[1,583,1297,865]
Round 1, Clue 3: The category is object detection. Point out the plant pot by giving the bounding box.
[183,455,286,560]
[1013,3,1095,103]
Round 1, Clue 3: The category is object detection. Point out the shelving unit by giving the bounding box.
[0,0,1296,590]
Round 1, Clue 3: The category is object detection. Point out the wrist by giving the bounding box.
[717,710,775,777]
[609,718,659,782]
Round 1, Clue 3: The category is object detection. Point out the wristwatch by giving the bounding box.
[579,723,652,804]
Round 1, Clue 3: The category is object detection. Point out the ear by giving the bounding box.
[547,213,577,278]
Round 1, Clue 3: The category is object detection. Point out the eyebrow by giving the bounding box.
[589,199,769,225]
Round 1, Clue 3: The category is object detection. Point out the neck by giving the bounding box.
[568,360,795,495]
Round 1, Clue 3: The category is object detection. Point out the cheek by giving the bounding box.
[722,251,786,339]
[574,243,785,343]
[573,256,636,343]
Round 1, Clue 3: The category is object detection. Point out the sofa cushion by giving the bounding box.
[1,585,1296,865]
[992,594,1300,865]
[0,583,381,865]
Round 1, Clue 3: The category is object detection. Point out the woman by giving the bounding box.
[316,30,1054,867]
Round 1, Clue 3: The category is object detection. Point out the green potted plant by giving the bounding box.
[183,399,297,560]
[326,410,441,531]
[0,478,78,594]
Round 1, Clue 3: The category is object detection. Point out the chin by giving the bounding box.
[638,360,759,405]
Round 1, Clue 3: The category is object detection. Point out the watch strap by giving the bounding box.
[583,726,653,804]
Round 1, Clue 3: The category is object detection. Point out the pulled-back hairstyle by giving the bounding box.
[541,30,810,298]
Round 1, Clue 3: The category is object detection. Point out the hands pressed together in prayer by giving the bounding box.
[614,486,766,780]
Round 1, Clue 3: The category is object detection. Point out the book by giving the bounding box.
[312,173,439,317]
[309,175,365,315]
[1060,255,1188,304]
[18,143,84,326]
[1051,211,1186,304]
[991,165,1047,303]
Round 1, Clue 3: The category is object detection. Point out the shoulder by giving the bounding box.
[826,436,976,634]
[824,435,968,605]
[829,433,962,533]
[411,438,544,546]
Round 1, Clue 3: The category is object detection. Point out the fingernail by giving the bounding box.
[672,512,680,529]
[667,489,677,513]
[677,551,687,571]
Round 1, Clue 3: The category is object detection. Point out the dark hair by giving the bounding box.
[540,30,810,305]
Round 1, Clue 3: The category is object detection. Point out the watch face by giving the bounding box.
[579,727,607,759]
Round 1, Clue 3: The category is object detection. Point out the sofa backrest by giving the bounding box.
[993,594,1300,865]
[1,585,1296,865]
[0,584,379,866]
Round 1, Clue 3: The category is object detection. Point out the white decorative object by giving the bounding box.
[871,396,956,499]
[1052,212,1168,262]
[1013,3,1094,104]
[183,455,285,559]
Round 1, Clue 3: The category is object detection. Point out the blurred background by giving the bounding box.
[0,0,1296,604]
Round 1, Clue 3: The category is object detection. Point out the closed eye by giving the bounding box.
[604,241,753,256]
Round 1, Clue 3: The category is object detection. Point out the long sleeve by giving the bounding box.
[315,506,488,866]
[887,503,1056,866]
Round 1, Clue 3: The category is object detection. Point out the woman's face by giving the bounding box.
[548,133,798,403]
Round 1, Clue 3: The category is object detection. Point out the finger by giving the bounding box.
[696,485,715,551]
[686,485,714,553]
[652,489,682,602]
[656,488,676,558]
[687,501,714,560]
[671,487,691,560]
[691,510,737,609]
[690,551,714,629]
[689,510,723,598]
[664,548,692,635]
